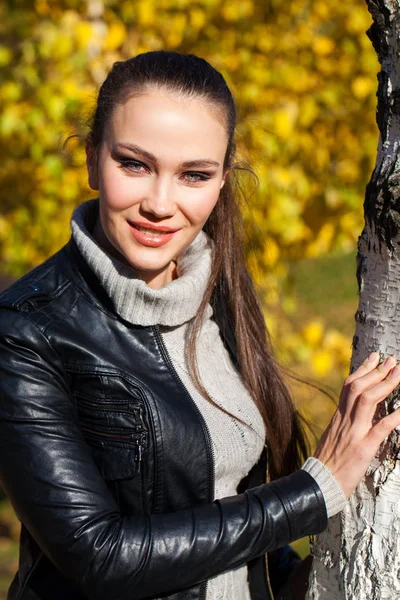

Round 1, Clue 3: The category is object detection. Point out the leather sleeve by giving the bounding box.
[0,310,327,600]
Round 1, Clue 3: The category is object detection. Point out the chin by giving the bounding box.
[126,258,170,275]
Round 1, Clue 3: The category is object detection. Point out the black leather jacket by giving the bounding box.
[0,239,327,600]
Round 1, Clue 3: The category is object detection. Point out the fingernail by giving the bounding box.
[391,366,400,378]
[385,357,397,367]
[368,352,379,362]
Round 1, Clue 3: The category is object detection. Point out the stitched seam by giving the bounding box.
[302,471,328,526]
[1,310,70,387]
[16,554,44,600]
[65,363,152,392]
[68,275,117,318]
[269,484,293,541]
[310,477,328,525]
[283,491,295,541]
[41,291,78,336]
[62,245,119,319]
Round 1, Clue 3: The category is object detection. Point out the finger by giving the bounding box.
[341,356,397,408]
[352,365,400,424]
[367,406,400,448]
[345,352,380,385]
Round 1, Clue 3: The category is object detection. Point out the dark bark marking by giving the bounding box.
[364,159,400,250]
[355,310,367,323]
[375,71,390,138]
[391,90,400,115]
[364,0,400,251]
[352,335,359,351]
[356,249,368,292]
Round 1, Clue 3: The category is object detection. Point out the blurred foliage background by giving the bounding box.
[0,0,378,591]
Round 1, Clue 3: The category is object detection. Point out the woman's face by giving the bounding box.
[86,89,229,289]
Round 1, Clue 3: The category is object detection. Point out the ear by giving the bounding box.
[220,168,230,190]
[85,143,99,191]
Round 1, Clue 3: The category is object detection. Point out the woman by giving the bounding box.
[0,50,398,600]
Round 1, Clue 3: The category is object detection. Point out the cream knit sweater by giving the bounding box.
[71,199,346,599]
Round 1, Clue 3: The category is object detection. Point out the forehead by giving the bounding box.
[105,90,228,163]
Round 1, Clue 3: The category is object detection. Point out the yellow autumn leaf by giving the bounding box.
[104,21,127,51]
[312,349,333,376]
[313,36,335,55]
[0,82,21,102]
[274,105,298,139]
[299,97,318,127]
[190,8,206,30]
[303,321,324,346]
[263,239,280,267]
[52,34,73,59]
[137,0,155,26]
[0,46,12,67]
[222,4,239,22]
[314,1,330,19]
[324,329,348,350]
[347,7,371,34]
[336,159,360,182]
[75,22,94,51]
[307,223,335,256]
[352,76,374,99]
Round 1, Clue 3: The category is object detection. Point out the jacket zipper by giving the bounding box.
[80,425,146,464]
[265,444,275,600]
[81,425,133,440]
[152,325,215,600]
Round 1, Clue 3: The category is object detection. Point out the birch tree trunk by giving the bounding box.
[307,1,400,598]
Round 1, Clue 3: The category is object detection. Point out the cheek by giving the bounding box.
[100,169,147,211]
[183,186,221,224]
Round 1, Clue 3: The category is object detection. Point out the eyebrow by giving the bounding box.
[114,143,220,169]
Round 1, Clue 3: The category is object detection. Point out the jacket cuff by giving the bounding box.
[267,469,327,542]
[301,457,347,518]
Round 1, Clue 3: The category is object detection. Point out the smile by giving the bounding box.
[127,221,179,248]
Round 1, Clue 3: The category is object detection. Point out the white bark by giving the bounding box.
[308,225,400,599]
[307,1,400,597]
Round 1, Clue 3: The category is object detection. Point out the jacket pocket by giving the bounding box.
[67,369,149,484]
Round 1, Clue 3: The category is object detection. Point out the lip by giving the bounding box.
[128,220,180,234]
[127,220,180,248]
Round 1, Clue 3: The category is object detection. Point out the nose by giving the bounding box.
[140,177,177,219]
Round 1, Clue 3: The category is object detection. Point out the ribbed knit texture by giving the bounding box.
[301,457,347,517]
[71,198,213,326]
[71,199,347,598]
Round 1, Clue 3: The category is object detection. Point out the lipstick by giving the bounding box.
[127,220,179,248]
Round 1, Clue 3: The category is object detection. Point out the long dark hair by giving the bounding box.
[87,50,308,479]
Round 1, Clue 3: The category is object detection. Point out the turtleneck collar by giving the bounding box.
[70,198,213,327]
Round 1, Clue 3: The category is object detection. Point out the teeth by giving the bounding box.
[135,225,169,235]
[139,227,165,235]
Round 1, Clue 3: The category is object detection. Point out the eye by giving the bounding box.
[181,172,211,184]
[118,158,149,173]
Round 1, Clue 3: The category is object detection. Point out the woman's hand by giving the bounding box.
[313,352,400,498]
